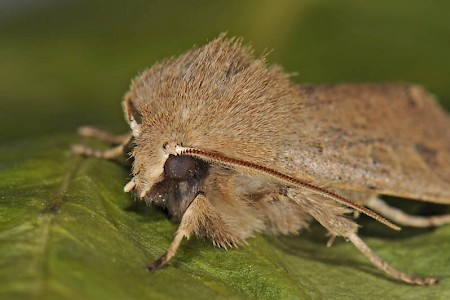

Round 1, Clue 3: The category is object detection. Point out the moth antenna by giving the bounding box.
[176,146,401,231]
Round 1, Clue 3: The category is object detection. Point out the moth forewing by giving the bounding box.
[73,35,450,286]
[287,84,450,204]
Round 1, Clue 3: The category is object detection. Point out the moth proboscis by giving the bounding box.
[73,35,450,286]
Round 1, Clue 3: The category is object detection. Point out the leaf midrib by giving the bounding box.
[29,156,82,299]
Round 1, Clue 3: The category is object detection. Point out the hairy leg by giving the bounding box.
[72,127,131,160]
[71,143,126,159]
[367,196,450,228]
[287,188,439,285]
[348,233,438,285]
[147,193,208,271]
[78,126,131,145]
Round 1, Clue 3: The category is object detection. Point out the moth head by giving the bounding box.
[121,35,300,199]
[122,95,201,200]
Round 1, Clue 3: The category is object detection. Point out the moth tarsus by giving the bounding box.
[348,233,439,286]
[74,35,450,286]
[71,144,125,160]
[77,126,131,145]
[147,256,166,272]
[72,128,132,160]
[367,196,450,228]
[146,193,201,271]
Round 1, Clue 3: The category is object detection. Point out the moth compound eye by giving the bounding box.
[164,154,197,182]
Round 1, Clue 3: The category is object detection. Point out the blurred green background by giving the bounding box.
[1,0,449,142]
[1,1,450,299]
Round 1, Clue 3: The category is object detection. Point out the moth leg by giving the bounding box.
[287,189,439,285]
[78,126,131,145]
[348,233,438,285]
[367,196,450,228]
[326,233,337,247]
[315,208,439,285]
[147,193,207,271]
[72,127,131,160]
[71,143,126,160]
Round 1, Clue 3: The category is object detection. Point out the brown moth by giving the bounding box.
[73,35,450,285]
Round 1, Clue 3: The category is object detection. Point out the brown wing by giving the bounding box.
[283,84,450,203]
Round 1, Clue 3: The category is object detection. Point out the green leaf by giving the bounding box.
[1,135,450,299]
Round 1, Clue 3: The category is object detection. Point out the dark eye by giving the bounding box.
[164,155,197,182]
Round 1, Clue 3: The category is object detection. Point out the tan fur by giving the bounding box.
[124,35,301,197]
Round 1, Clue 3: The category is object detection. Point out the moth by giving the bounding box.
[73,35,450,285]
